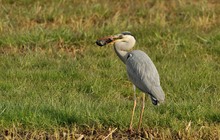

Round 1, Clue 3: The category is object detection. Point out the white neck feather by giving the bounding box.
[113,36,136,64]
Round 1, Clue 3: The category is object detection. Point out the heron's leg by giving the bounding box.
[138,93,145,131]
[129,85,137,131]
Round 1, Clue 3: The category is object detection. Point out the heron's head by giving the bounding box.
[96,31,136,48]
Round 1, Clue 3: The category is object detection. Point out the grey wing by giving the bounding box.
[126,50,165,104]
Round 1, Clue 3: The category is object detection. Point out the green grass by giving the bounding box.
[0,0,220,139]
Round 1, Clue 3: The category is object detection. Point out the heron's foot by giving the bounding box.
[127,127,134,134]
[127,128,143,138]
[138,127,142,133]
[129,125,132,130]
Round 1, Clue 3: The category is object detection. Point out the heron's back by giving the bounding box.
[126,50,165,104]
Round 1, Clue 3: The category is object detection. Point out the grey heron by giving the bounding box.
[96,31,165,131]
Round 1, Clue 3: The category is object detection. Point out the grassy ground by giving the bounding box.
[0,0,220,139]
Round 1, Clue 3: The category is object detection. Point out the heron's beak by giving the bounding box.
[96,34,122,46]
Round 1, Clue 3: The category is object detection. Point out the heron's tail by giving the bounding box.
[150,86,165,105]
[150,96,158,105]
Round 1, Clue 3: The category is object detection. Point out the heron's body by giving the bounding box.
[126,50,164,105]
[96,31,165,131]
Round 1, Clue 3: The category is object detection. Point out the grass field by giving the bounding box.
[0,0,220,139]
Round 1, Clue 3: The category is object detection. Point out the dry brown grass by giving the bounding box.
[1,124,220,140]
[1,0,219,33]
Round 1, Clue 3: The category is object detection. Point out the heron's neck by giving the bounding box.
[113,38,135,64]
[114,45,128,64]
